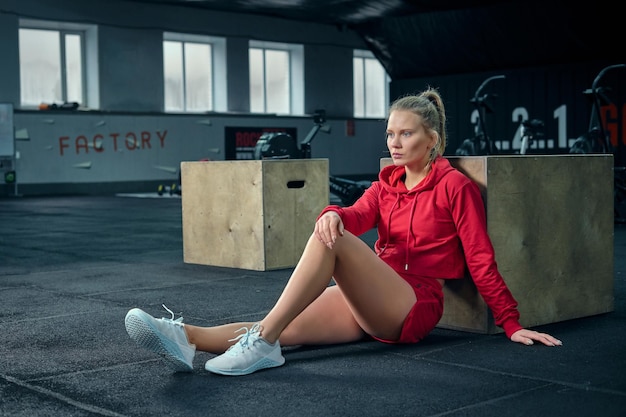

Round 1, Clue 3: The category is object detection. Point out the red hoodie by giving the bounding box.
[318,156,523,338]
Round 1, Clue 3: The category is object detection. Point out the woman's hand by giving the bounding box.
[314,211,344,249]
[511,328,562,347]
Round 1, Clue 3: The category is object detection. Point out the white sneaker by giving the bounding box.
[125,305,196,372]
[204,323,285,376]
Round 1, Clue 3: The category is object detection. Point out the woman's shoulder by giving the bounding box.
[436,164,482,199]
[439,163,474,186]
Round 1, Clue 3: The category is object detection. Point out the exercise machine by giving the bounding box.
[254,110,370,206]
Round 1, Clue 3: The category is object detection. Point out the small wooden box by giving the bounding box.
[381,155,614,333]
[181,159,329,271]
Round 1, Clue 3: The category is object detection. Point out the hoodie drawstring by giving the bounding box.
[380,195,400,255]
[405,196,419,271]
[380,193,416,272]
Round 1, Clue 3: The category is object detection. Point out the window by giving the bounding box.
[163,32,226,113]
[353,50,389,118]
[19,19,97,109]
[249,41,303,115]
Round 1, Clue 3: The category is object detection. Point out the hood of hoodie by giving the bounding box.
[379,156,456,193]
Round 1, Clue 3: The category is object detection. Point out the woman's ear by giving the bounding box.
[429,131,439,150]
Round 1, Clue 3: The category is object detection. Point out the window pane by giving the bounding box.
[184,42,212,112]
[19,28,62,105]
[249,48,264,113]
[265,50,289,114]
[65,34,83,104]
[353,57,365,118]
[163,41,184,111]
[364,58,386,118]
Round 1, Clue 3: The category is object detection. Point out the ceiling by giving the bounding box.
[125,0,505,26]
[126,0,619,80]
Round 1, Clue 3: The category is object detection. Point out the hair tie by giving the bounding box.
[427,95,439,111]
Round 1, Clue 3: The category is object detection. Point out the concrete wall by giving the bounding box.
[98,26,164,112]
[11,111,387,195]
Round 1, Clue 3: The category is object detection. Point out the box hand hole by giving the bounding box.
[287,180,305,189]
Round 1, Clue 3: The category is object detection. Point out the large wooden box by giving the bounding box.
[381,155,614,333]
[181,159,329,271]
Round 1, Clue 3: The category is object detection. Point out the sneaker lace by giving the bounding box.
[161,304,184,323]
[227,323,262,351]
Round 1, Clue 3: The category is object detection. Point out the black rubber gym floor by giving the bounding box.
[1,195,624,417]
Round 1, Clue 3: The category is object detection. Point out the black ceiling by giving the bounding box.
[127,0,620,80]
[126,0,510,25]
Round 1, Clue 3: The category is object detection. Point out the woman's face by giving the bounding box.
[386,109,436,169]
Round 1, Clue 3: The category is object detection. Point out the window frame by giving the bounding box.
[249,40,304,115]
[18,19,97,109]
[163,32,226,113]
[353,49,390,119]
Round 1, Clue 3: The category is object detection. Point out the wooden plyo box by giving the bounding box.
[381,155,614,333]
[181,159,329,271]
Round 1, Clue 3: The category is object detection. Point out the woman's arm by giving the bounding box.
[317,182,381,236]
[449,178,562,346]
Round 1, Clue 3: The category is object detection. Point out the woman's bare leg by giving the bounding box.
[278,285,367,345]
[185,231,416,353]
[185,285,365,353]
[261,231,417,343]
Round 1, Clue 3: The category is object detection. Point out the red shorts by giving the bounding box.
[372,283,444,344]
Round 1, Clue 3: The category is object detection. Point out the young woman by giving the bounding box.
[125,87,562,376]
